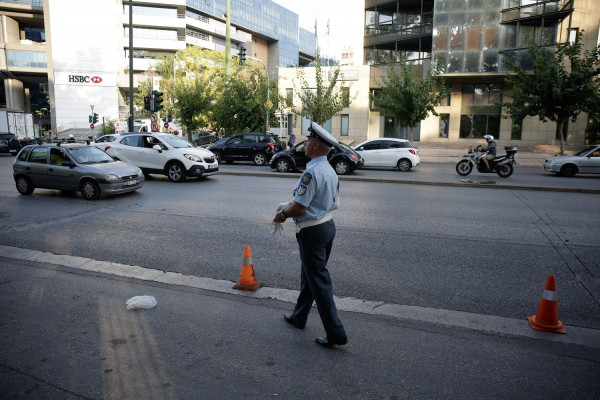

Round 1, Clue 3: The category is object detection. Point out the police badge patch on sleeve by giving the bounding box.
[297,185,307,195]
[301,172,312,185]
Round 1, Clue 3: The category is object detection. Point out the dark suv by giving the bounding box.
[270,140,364,175]
[0,133,22,156]
[207,132,277,166]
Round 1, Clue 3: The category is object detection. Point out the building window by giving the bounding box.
[439,114,450,138]
[569,28,579,45]
[286,88,293,106]
[341,115,349,136]
[6,50,47,68]
[459,83,502,139]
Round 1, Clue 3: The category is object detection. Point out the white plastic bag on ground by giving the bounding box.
[126,295,157,310]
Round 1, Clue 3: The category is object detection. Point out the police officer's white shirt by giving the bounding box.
[292,156,338,223]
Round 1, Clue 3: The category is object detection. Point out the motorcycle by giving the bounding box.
[455,145,518,178]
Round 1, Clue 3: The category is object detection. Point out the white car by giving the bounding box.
[543,145,600,177]
[353,138,420,171]
[94,133,218,182]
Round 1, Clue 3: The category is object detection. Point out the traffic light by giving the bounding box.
[153,90,164,112]
[144,95,151,111]
[88,115,93,123]
[239,47,246,65]
[92,113,99,124]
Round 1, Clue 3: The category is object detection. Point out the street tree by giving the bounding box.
[174,74,216,141]
[212,64,271,135]
[292,50,356,126]
[370,58,449,141]
[133,79,151,119]
[503,31,600,154]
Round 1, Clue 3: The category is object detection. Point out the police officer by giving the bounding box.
[273,122,348,347]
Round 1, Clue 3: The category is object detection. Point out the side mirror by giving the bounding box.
[152,144,162,153]
[62,160,75,168]
[356,146,363,151]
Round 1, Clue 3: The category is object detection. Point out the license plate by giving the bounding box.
[124,179,137,186]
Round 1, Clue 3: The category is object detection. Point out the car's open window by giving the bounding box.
[228,137,242,145]
[294,143,306,153]
[50,148,67,165]
[589,149,600,157]
[29,147,48,164]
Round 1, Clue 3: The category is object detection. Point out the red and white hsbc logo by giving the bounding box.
[68,75,103,84]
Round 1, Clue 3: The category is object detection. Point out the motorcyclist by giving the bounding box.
[478,134,496,170]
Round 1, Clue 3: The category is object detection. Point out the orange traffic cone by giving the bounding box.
[527,274,566,334]
[233,245,262,291]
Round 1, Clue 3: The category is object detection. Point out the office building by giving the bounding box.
[362,0,600,145]
[0,0,316,134]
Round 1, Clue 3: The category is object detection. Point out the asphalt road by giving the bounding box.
[1,154,599,399]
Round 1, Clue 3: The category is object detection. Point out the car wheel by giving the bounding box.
[213,151,221,164]
[81,180,100,200]
[456,160,472,176]
[496,164,513,178]
[560,164,577,177]
[167,161,186,182]
[253,152,267,166]
[333,159,350,175]
[276,158,291,172]
[15,176,34,195]
[397,158,412,172]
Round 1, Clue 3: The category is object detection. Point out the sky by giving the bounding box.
[272,0,364,64]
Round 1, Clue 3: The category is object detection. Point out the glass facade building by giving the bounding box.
[186,0,316,68]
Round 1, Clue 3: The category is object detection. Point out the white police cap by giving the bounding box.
[309,122,339,147]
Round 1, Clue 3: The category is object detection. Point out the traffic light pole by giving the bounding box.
[128,0,134,132]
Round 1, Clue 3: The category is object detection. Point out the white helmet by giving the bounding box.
[484,134,494,143]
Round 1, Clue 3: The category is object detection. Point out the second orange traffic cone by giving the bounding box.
[527,274,566,334]
[233,245,262,291]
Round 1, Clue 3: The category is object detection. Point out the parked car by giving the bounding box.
[543,145,600,177]
[207,132,278,166]
[93,132,218,182]
[353,138,420,172]
[0,133,22,156]
[13,143,143,200]
[270,140,363,175]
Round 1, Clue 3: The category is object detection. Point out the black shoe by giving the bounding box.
[315,336,348,347]
[283,314,305,329]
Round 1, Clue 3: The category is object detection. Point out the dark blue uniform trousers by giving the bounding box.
[290,220,347,341]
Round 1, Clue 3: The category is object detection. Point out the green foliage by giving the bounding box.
[371,58,449,140]
[292,49,355,125]
[212,64,270,135]
[100,120,116,136]
[174,74,216,140]
[134,79,151,118]
[503,31,600,153]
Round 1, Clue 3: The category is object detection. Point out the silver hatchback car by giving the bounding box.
[13,142,144,200]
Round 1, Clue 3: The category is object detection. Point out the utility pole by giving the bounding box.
[225,0,231,79]
[128,0,134,132]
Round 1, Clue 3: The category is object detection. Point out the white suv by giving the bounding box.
[94,133,218,182]
[353,138,420,172]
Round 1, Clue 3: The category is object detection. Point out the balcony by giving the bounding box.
[365,22,432,48]
[501,0,573,25]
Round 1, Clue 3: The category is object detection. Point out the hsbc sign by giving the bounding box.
[56,72,115,86]
[68,75,102,83]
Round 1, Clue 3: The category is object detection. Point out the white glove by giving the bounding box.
[271,221,284,235]
[277,201,291,212]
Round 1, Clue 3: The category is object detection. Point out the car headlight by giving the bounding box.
[106,174,119,181]
[184,154,202,162]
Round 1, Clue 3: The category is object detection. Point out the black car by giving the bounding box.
[0,133,22,156]
[207,132,278,166]
[270,140,364,175]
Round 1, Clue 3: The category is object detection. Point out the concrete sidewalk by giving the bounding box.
[2,253,599,399]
